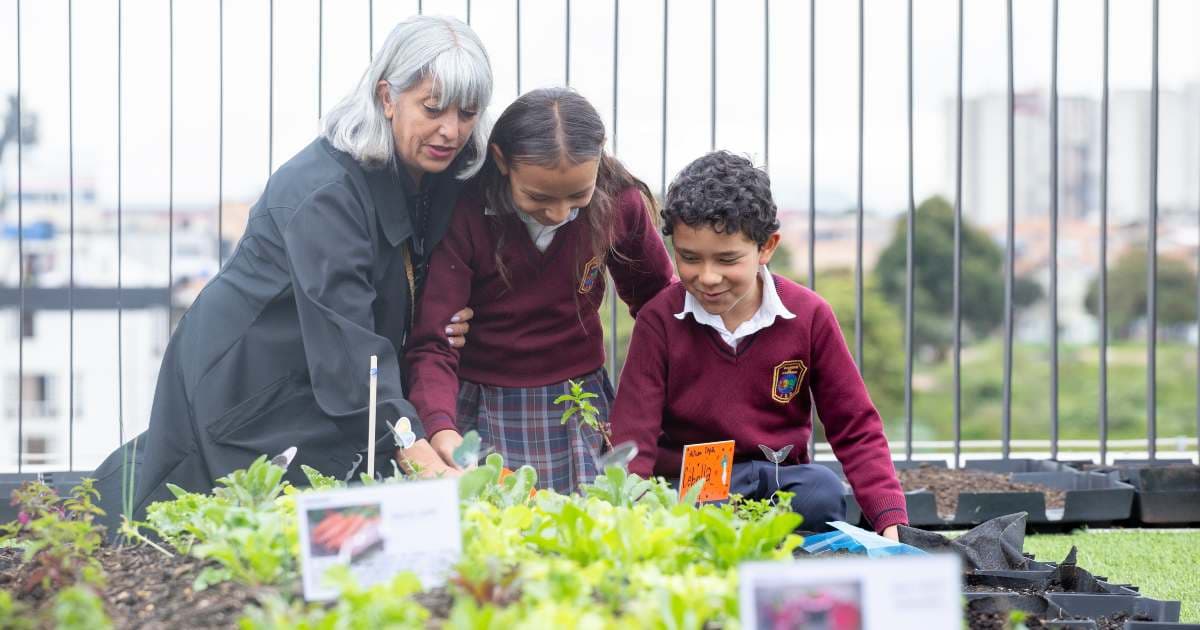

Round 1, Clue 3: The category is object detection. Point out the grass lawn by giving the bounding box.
[1022,529,1200,622]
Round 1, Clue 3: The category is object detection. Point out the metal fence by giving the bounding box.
[3,0,1199,473]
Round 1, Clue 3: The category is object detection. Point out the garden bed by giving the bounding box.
[0,546,262,629]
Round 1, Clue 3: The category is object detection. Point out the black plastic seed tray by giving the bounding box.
[838,488,946,528]
[940,468,1134,527]
[965,458,1091,474]
[0,471,89,523]
[1046,594,1182,624]
[1124,465,1200,525]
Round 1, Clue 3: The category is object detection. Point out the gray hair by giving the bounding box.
[321,15,493,178]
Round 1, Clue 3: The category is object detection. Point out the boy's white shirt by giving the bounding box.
[674,265,796,349]
[485,206,581,252]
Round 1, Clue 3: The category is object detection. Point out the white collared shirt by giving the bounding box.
[674,265,796,349]
[485,207,581,252]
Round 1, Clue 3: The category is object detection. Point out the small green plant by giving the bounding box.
[0,590,34,630]
[0,479,107,593]
[554,380,612,449]
[142,456,298,590]
[119,435,139,541]
[51,585,113,630]
[1007,609,1030,630]
[239,567,430,629]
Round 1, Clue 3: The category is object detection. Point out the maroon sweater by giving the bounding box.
[407,187,675,437]
[610,276,908,532]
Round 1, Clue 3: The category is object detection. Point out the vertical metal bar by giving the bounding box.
[807,0,816,459]
[660,0,668,198]
[418,0,423,14]
[170,0,175,345]
[808,0,815,291]
[1099,0,1109,465]
[68,0,76,470]
[369,0,374,60]
[1049,0,1059,460]
[855,0,864,368]
[466,0,471,25]
[516,0,522,94]
[609,0,619,379]
[1147,0,1159,460]
[903,0,914,461]
[118,0,125,446]
[219,0,225,267]
[15,0,23,472]
[763,0,769,170]
[1002,0,1015,460]
[565,0,570,86]
[953,0,964,468]
[709,0,716,151]
[318,0,323,118]
[269,0,274,176]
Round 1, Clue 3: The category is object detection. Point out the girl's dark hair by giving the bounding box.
[478,87,656,285]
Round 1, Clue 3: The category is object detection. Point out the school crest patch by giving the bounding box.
[578,256,603,294]
[771,360,808,404]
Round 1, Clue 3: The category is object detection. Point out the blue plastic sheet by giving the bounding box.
[801,521,927,558]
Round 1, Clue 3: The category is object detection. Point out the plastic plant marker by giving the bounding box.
[270,446,297,471]
[367,355,378,477]
[597,441,639,472]
[388,418,416,450]
[758,444,793,489]
[452,431,483,469]
[678,440,735,502]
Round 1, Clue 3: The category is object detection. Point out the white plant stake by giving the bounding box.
[367,355,378,477]
[758,444,794,491]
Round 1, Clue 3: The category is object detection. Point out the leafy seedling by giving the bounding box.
[554,380,612,450]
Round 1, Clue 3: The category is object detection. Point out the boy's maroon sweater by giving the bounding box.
[407,187,675,438]
[610,276,908,532]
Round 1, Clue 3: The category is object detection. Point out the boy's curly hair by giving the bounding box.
[661,151,780,247]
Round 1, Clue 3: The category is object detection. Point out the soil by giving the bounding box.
[966,608,1050,629]
[899,466,1067,518]
[0,546,267,629]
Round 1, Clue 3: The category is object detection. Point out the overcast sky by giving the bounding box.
[2,0,1198,215]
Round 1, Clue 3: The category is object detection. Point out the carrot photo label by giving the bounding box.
[296,478,462,601]
[678,440,736,503]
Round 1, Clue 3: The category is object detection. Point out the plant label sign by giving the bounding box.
[739,553,961,630]
[679,440,736,503]
[296,478,461,601]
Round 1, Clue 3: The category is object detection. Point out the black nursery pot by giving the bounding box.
[0,470,89,523]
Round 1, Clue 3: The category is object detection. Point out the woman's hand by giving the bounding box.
[880,525,900,542]
[395,439,462,478]
[445,307,474,348]
[429,430,465,469]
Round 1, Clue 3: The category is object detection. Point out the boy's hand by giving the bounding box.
[880,525,899,542]
[445,307,474,348]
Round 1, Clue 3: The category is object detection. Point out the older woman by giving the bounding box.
[93,15,493,524]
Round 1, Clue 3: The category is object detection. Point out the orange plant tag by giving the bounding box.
[678,440,736,503]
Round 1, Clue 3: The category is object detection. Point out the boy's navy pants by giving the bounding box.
[725,460,847,532]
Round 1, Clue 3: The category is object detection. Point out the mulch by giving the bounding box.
[899,466,1067,519]
[1,545,266,629]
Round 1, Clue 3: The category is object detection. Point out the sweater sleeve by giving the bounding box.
[609,307,670,478]
[282,182,423,443]
[808,299,908,533]
[607,189,676,318]
[405,206,476,438]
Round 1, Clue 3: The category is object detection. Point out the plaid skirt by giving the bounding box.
[455,368,613,494]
